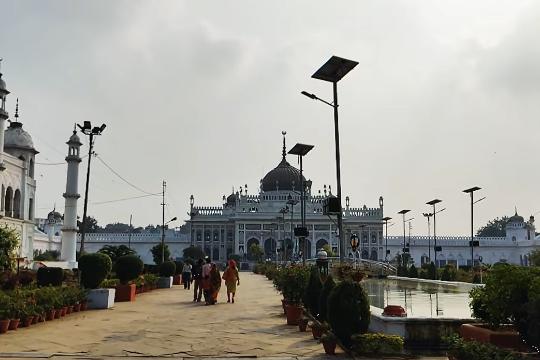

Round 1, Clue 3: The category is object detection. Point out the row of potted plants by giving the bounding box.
[0,286,88,334]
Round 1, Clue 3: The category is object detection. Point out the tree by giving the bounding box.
[530,249,540,267]
[151,243,170,265]
[77,215,102,233]
[33,249,60,261]
[228,254,242,264]
[476,216,509,237]
[322,244,336,257]
[0,226,19,271]
[183,246,205,260]
[103,222,132,233]
[249,243,264,262]
[98,245,136,263]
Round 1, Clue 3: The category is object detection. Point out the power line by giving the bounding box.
[37,192,161,211]
[94,154,161,196]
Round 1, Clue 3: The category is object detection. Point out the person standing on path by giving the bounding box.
[192,259,204,302]
[222,259,240,303]
[202,257,212,304]
[182,262,192,290]
[209,263,221,305]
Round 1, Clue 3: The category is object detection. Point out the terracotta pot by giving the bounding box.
[80,302,88,311]
[66,306,73,314]
[73,303,81,312]
[22,317,34,327]
[173,275,182,285]
[8,318,20,330]
[32,316,39,324]
[285,304,303,326]
[312,325,323,339]
[46,310,56,321]
[459,324,527,351]
[0,319,10,334]
[281,299,289,315]
[60,307,67,317]
[322,340,337,355]
[298,319,308,332]
[54,309,61,319]
[115,283,136,302]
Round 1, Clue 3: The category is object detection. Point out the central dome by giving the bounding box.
[4,121,37,153]
[261,159,305,192]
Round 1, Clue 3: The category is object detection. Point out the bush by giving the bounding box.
[428,262,437,280]
[115,255,144,284]
[350,333,404,355]
[98,245,135,264]
[159,261,176,277]
[151,243,170,265]
[33,249,60,261]
[303,266,322,317]
[37,267,63,287]
[440,264,457,281]
[445,334,527,360]
[408,264,418,278]
[279,265,310,304]
[327,280,370,345]
[78,253,112,289]
[319,274,336,322]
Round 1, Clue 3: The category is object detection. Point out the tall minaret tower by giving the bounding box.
[61,128,82,268]
[0,61,10,171]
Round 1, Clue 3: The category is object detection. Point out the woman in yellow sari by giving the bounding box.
[222,260,240,303]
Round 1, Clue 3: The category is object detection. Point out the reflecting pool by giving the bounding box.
[362,278,476,318]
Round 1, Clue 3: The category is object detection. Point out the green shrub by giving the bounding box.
[159,261,176,277]
[327,280,370,345]
[445,334,526,360]
[115,255,144,284]
[440,264,457,281]
[151,243,170,265]
[100,278,119,288]
[408,264,418,278]
[428,262,437,279]
[303,266,322,317]
[279,265,310,304]
[144,273,158,286]
[350,333,404,355]
[78,253,112,289]
[319,274,336,321]
[37,267,63,287]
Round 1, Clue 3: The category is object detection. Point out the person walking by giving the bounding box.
[202,257,212,304]
[209,263,221,305]
[192,259,204,302]
[182,262,192,290]
[222,259,240,303]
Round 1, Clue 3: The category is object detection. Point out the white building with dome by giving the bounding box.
[0,69,38,261]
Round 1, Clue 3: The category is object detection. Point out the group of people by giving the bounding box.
[180,258,240,305]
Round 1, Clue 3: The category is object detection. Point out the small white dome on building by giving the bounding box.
[4,121,38,154]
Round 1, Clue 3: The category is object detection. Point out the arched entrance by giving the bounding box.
[370,249,378,261]
[246,238,260,261]
[361,249,369,259]
[316,239,328,252]
[264,238,276,260]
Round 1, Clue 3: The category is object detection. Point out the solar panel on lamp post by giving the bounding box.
[398,210,410,258]
[463,186,483,269]
[382,217,392,262]
[288,143,314,265]
[426,199,442,268]
[302,55,358,263]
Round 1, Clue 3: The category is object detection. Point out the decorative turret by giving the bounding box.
[0,62,10,171]
[60,127,82,267]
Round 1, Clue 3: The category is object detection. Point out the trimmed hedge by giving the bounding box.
[78,253,112,289]
[37,267,63,287]
[319,274,336,321]
[303,266,322,318]
[159,261,176,277]
[115,255,144,284]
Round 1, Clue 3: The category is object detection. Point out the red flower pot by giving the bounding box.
[22,317,34,327]
[299,319,308,332]
[46,310,55,321]
[285,304,303,326]
[54,309,61,319]
[0,319,10,334]
[312,325,323,339]
[281,299,289,315]
[8,319,20,330]
[80,302,88,311]
[60,307,67,317]
[32,316,39,324]
[322,340,337,355]
[173,275,182,285]
[73,303,81,312]
[459,324,527,351]
[67,306,73,314]
[115,283,136,302]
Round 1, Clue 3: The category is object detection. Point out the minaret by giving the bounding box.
[61,127,82,267]
[0,61,10,171]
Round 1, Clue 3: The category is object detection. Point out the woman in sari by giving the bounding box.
[222,260,240,303]
[209,263,221,305]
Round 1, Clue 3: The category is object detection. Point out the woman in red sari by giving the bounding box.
[209,263,221,305]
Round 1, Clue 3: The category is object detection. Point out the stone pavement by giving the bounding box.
[0,273,448,359]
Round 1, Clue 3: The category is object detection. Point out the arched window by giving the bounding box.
[246,238,260,261]
[264,238,276,260]
[29,158,34,178]
[316,239,328,251]
[28,198,34,220]
[1,185,4,212]
[13,189,21,219]
[5,187,13,217]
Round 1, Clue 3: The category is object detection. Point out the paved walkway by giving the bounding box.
[0,273,342,359]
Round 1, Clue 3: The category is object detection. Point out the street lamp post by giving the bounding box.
[398,210,410,254]
[77,121,106,256]
[288,143,314,265]
[463,187,485,268]
[382,217,392,261]
[422,212,433,263]
[302,55,358,263]
[287,195,298,261]
[161,216,177,263]
[427,199,442,268]
[189,195,195,247]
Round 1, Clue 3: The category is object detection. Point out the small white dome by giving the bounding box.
[4,121,37,153]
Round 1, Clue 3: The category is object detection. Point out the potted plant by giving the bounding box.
[158,261,176,288]
[0,292,11,334]
[350,333,404,356]
[298,317,309,332]
[311,321,330,340]
[280,266,309,325]
[78,253,115,309]
[320,332,338,355]
[114,255,144,302]
[173,260,184,285]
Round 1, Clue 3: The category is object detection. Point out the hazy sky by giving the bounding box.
[1,0,539,236]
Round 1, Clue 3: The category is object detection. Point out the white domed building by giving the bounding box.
[0,69,38,261]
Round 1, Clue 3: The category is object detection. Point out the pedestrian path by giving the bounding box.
[0,273,334,358]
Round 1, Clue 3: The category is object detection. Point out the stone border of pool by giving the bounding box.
[386,275,484,290]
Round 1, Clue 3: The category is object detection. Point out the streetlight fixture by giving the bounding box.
[189,195,195,247]
[426,199,442,268]
[161,216,177,263]
[350,233,359,267]
[287,194,299,260]
[77,121,106,256]
[398,210,410,255]
[463,186,485,268]
[303,55,358,263]
[288,143,314,265]
[422,212,433,263]
[382,217,392,261]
